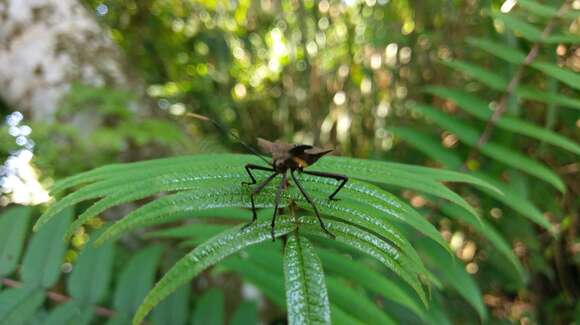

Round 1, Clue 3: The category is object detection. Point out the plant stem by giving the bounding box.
[0,277,117,318]
[471,1,571,155]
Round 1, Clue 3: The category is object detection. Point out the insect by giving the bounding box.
[188,113,348,241]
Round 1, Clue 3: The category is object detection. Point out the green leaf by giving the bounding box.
[320,155,496,190]
[467,37,580,90]
[326,277,396,325]
[516,86,580,111]
[23,309,48,325]
[38,154,491,240]
[394,124,532,282]
[221,256,286,307]
[44,301,93,325]
[390,124,553,234]
[191,288,224,325]
[93,176,436,271]
[132,219,296,325]
[438,203,526,282]
[136,216,422,324]
[67,229,115,305]
[0,286,45,325]
[424,87,580,155]
[151,286,190,325]
[329,305,366,325]
[415,239,487,321]
[105,314,131,325]
[466,37,526,64]
[391,127,463,169]
[471,172,553,232]
[48,154,233,196]
[440,60,506,90]
[39,173,248,235]
[229,301,258,325]
[441,57,580,111]
[517,0,578,18]
[317,248,426,319]
[425,292,452,325]
[114,245,163,317]
[0,206,31,276]
[94,184,264,244]
[495,14,542,41]
[317,157,488,234]
[530,62,580,91]
[223,253,363,325]
[495,14,580,43]
[284,233,331,325]
[21,208,72,288]
[147,222,237,240]
[297,218,428,306]
[413,104,565,192]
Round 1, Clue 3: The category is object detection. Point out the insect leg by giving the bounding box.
[242,172,278,230]
[303,170,348,200]
[271,172,288,241]
[290,171,335,239]
[242,164,274,185]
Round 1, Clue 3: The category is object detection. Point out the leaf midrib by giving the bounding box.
[295,235,312,325]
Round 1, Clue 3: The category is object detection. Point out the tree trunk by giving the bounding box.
[0,0,137,120]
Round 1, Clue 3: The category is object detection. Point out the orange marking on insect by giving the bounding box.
[293,157,309,169]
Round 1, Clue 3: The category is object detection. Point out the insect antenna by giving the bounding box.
[187,113,272,166]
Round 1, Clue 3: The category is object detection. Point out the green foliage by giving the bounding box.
[151,286,190,325]
[21,208,72,288]
[392,3,579,322]
[0,286,45,325]
[31,153,498,324]
[191,288,224,325]
[284,233,330,325]
[229,301,258,325]
[1,0,578,324]
[44,301,93,325]
[415,239,487,321]
[412,103,565,192]
[67,230,115,305]
[0,206,31,277]
[28,84,193,179]
[112,245,163,322]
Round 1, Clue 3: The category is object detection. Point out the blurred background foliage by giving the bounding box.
[0,0,579,324]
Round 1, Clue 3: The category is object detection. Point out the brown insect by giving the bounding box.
[188,113,348,240]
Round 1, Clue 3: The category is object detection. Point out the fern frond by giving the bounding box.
[495,14,580,44]
[415,239,488,321]
[35,155,473,256]
[440,60,506,90]
[517,0,579,19]
[413,104,565,192]
[38,154,496,235]
[85,178,429,282]
[439,204,526,280]
[394,126,554,233]
[327,277,397,325]
[222,253,365,325]
[0,206,32,277]
[424,87,580,155]
[317,248,427,319]
[296,218,428,305]
[516,86,580,111]
[132,219,297,325]
[441,59,580,110]
[284,233,331,325]
[466,38,526,64]
[36,153,498,323]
